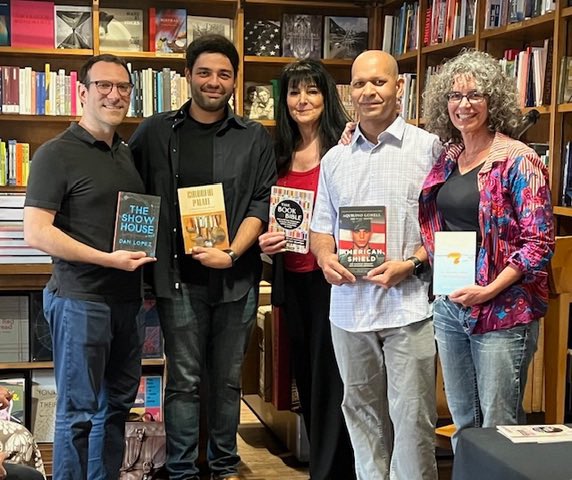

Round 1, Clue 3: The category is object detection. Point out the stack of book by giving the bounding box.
[497,424,572,443]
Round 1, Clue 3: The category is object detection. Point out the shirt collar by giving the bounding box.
[171,99,247,131]
[351,115,406,147]
[69,122,124,151]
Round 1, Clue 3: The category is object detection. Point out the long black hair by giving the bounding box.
[275,59,349,176]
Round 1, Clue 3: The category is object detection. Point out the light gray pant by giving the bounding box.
[331,318,438,480]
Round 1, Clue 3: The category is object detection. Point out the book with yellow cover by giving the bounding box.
[177,183,229,253]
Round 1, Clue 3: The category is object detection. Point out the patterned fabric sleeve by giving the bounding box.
[0,420,46,477]
[505,151,555,283]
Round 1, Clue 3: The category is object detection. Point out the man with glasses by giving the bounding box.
[23,54,154,480]
[311,50,442,479]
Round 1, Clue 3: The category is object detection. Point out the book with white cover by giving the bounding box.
[497,424,572,443]
[433,231,477,295]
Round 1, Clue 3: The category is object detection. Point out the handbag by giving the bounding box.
[120,421,167,480]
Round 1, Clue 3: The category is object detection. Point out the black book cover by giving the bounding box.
[282,14,322,60]
[113,192,161,257]
[30,291,52,362]
[244,19,281,56]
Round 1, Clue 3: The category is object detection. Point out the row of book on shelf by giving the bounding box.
[0,1,369,61]
[0,291,164,364]
[484,0,556,29]
[0,1,234,53]
[0,373,163,442]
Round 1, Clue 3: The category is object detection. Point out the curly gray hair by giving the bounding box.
[422,49,522,144]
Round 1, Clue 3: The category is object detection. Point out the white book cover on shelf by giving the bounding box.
[99,8,143,52]
[0,295,29,362]
[433,231,477,295]
[497,424,572,443]
[269,186,314,255]
[31,371,58,443]
[54,5,92,49]
[187,15,234,44]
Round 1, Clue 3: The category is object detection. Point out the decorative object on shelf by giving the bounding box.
[323,16,368,60]
[244,19,281,56]
[282,14,321,60]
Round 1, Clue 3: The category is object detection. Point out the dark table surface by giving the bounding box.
[452,427,572,480]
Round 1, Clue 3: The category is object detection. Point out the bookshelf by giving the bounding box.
[0,0,571,468]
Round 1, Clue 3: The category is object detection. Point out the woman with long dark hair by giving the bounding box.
[258,59,355,480]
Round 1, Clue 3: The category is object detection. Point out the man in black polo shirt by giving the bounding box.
[23,55,155,480]
[130,35,276,480]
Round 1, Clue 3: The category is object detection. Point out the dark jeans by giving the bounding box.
[4,463,44,480]
[157,284,257,480]
[43,288,144,480]
[283,269,356,480]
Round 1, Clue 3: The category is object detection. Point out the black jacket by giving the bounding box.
[129,100,277,301]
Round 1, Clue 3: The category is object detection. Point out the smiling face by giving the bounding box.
[286,81,324,129]
[187,52,235,117]
[350,51,403,132]
[447,75,489,138]
[79,61,131,130]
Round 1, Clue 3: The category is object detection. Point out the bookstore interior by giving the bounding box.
[0,0,572,477]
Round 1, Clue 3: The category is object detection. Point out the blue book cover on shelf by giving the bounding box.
[0,2,9,46]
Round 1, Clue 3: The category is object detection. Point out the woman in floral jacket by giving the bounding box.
[420,50,555,448]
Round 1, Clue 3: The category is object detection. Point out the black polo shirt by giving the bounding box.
[25,123,145,302]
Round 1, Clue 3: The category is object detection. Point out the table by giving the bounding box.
[452,427,572,480]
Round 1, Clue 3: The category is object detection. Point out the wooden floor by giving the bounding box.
[195,401,454,480]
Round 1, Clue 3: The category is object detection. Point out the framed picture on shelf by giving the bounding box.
[323,16,368,60]
[244,82,275,120]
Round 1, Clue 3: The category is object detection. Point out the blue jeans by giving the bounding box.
[433,296,539,449]
[43,288,144,480]
[157,284,257,480]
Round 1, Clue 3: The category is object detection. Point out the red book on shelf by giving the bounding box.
[10,0,54,49]
[271,306,291,411]
[148,8,156,52]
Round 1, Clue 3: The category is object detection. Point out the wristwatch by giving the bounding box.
[406,256,424,276]
[223,249,239,266]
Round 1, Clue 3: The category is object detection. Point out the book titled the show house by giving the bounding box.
[113,192,161,257]
[338,206,386,276]
[269,186,314,254]
[177,183,230,253]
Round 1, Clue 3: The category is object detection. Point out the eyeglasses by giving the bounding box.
[86,80,134,97]
[446,91,487,104]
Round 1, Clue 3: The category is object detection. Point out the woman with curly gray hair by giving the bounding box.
[419,49,555,447]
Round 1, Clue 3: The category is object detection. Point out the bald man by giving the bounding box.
[310,50,443,480]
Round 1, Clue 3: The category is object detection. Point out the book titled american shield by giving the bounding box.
[433,231,476,295]
[338,206,386,276]
[269,186,314,254]
[177,183,230,253]
[113,192,161,257]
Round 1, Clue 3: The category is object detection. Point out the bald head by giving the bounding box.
[350,50,403,139]
[352,50,399,81]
